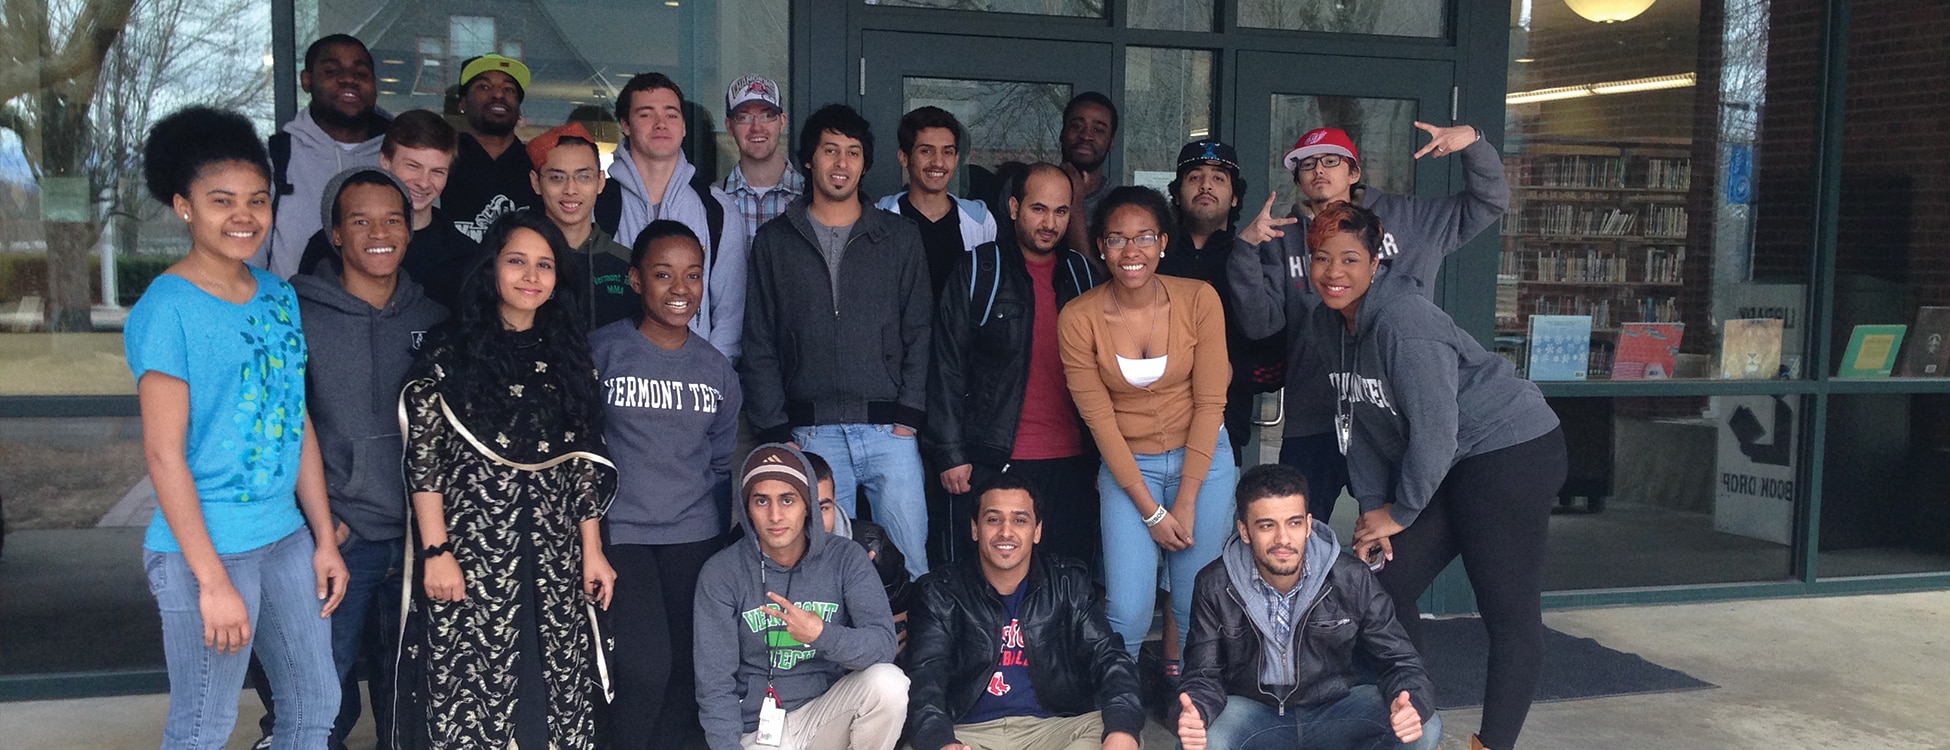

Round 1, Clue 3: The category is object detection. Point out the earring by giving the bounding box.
[1160,251,1166,258]
[180,213,189,221]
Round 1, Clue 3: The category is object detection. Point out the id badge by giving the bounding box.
[755,692,786,747]
[1335,414,1353,456]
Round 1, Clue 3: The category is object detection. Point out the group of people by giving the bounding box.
[128,29,1569,750]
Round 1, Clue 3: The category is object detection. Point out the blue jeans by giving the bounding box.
[1198,686,1442,750]
[146,528,339,750]
[792,423,930,578]
[1101,428,1238,657]
[328,535,400,749]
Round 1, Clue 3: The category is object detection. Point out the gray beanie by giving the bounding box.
[319,166,414,249]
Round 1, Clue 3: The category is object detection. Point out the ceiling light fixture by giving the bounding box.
[1515,57,1536,63]
[1506,72,1695,104]
[1565,0,1657,23]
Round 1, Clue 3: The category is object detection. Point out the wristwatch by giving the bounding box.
[421,540,454,560]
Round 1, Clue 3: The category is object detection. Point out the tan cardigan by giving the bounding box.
[1058,275,1231,499]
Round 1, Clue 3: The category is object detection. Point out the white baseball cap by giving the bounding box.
[726,75,783,113]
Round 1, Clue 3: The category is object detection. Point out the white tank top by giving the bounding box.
[1116,354,1169,389]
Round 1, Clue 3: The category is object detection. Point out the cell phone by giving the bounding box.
[1365,546,1387,572]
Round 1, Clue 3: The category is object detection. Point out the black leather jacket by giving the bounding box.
[1182,552,1435,726]
[904,554,1144,750]
[923,237,1099,469]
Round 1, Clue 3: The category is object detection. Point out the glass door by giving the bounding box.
[861,31,1113,200]
[1233,51,1457,224]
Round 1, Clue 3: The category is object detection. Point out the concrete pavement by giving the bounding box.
[4,591,1946,749]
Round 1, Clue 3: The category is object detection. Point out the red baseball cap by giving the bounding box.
[526,122,597,170]
[1283,127,1360,170]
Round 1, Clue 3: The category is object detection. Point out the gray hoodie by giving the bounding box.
[1228,138,1509,436]
[1305,268,1558,527]
[255,107,391,279]
[591,320,742,545]
[692,459,898,748]
[605,142,751,361]
[1222,519,1341,688]
[291,260,446,542]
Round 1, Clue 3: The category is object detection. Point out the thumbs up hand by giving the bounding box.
[1177,693,1207,750]
[1390,690,1424,743]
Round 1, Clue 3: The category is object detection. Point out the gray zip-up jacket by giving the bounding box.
[291,260,446,541]
[1306,269,1558,527]
[739,197,932,443]
[1228,138,1509,436]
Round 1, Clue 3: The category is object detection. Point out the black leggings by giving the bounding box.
[604,537,723,750]
[1375,427,1566,750]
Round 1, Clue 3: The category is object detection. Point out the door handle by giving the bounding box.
[1251,389,1285,427]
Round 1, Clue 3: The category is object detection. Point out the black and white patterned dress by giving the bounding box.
[394,335,616,750]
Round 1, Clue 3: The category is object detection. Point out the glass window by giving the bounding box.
[1122,47,1215,189]
[1265,93,1417,214]
[903,77,1072,196]
[1129,0,1213,32]
[1827,0,1950,381]
[1819,394,1950,577]
[1544,396,1797,590]
[448,15,497,60]
[317,0,788,194]
[0,0,275,398]
[1237,0,1445,38]
[865,0,1104,19]
[1499,0,1815,381]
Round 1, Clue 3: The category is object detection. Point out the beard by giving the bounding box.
[471,114,517,138]
[310,99,372,131]
[1255,545,1302,578]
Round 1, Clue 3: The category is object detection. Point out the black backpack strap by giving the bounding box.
[594,183,622,239]
[689,177,726,269]
[969,242,1002,325]
[268,132,294,208]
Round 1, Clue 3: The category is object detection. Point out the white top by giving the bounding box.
[1116,354,1169,389]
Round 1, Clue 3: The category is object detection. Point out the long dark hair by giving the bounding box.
[419,211,603,440]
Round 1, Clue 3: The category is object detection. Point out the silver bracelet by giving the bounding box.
[1143,505,1169,527]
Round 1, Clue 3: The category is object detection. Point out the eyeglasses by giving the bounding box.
[1296,155,1346,172]
[731,111,782,126]
[1101,233,1161,250]
[542,170,601,187]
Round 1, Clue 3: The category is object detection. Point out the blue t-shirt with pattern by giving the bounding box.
[126,267,309,554]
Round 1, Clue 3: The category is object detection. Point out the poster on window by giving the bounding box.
[1712,394,1797,545]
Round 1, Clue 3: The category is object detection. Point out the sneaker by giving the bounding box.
[251,737,274,750]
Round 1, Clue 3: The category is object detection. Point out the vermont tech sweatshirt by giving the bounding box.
[692,483,898,748]
[591,320,742,545]
[1306,269,1557,527]
[291,260,446,542]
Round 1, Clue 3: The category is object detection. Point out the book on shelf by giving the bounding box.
[1527,315,1592,381]
[1837,324,1906,378]
[1613,323,1685,379]
[1719,318,1784,379]
[1895,307,1950,377]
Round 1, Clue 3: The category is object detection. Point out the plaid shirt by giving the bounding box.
[722,163,804,238]
[1250,572,1309,646]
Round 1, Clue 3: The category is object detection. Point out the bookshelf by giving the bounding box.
[1498,140,1693,379]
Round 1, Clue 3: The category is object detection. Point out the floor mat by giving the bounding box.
[1420,617,1716,710]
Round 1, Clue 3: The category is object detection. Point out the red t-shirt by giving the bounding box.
[1012,257,1083,460]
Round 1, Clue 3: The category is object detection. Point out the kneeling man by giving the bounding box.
[905,474,1143,750]
[1179,464,1440,750]
[695,444,907,750]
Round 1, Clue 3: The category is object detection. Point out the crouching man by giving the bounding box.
[1178,464,1440,750]
[694,444,907,750]
[905,474,1144,750]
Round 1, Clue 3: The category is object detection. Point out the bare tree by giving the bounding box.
[1,0,137,331]
[2,0,267,328]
